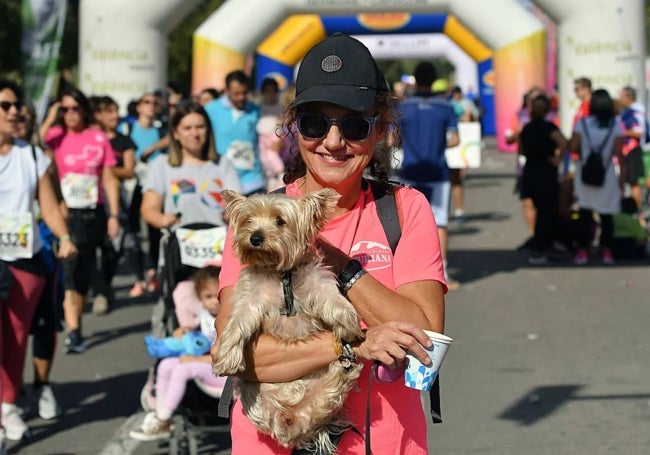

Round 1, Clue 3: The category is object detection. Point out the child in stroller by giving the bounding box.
[130,265,226,442]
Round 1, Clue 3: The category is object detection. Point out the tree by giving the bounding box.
[167,0,224,95]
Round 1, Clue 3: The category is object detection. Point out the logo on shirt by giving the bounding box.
[350,240,392,271]
[62,144,104,169]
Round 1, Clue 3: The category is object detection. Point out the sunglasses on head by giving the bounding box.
[296,113,379,142]
[0,100,23,112]
[60,105,80,113]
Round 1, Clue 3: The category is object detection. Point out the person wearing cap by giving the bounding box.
[214,33,446,454]
[397,61,460,289]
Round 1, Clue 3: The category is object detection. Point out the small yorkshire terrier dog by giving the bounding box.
[213,189,364,454]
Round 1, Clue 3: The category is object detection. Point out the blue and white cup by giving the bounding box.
[404,330,453,391]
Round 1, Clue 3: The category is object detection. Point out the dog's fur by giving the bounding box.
[213,189,364,453]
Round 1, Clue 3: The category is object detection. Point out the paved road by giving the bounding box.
[8,141,650,454]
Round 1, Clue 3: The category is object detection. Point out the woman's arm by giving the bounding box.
[212,287,342,382]
[39,102,59,144]
[102,166,120,240]
[111,149,135,180]
[613,136,625,185]
[38,164,77,259]
[140,190,178,229]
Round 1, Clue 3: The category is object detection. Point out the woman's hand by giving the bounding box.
[57,238,78,260]
[107,216,120,240]
[160,213,180,229]
[353,321,433,369]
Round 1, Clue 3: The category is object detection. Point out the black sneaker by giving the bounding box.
[528,251,547,265]
[64,331,86,354]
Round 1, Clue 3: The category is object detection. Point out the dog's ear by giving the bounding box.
[221,190,246,224]
[301,189,340,233]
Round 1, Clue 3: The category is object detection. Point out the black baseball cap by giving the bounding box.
[292,33,389,112]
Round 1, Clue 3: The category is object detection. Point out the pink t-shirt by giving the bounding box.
[218,182,446,455]
[46,125,116,206]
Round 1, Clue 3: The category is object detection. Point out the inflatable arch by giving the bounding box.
[354,34,479,96]
[194,0,545,150]
[253,16,496,135]
[78,0,202,114]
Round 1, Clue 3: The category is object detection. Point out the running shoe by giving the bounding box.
[129,281,146,298]
[34,385,62,420]
[1,403,30,441]
[601,249,615,265]
[573,249,589,266]
[129,411,171,441]
[64,331,86,354]
[528,251,547,265]
[92,294,110,315]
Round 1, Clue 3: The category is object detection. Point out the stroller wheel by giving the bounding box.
[140,367,156,412]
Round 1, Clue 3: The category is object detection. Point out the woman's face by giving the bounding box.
[61,95,85,131]
[297,102,382,189]
[173,112,208,157]
[96,104,119,131]
[0,88,21,137]
[14,105,32,141]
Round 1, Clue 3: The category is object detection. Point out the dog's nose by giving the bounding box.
[250,231,264,247]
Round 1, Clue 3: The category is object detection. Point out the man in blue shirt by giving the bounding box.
[205,71,266,195]
[398,61,460,288]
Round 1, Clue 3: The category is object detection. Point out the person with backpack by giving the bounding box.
[213,33,447,455]
[569,89,625,265]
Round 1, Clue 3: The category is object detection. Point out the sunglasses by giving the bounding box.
[296,113,380,142]
[0,100,23,112]
[60,106,80,113]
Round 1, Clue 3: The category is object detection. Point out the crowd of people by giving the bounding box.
[509,77,650,265]
[2,32,649,454]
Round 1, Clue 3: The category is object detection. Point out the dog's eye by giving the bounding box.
[275,216,285,226]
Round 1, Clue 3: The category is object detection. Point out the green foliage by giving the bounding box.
[167,0,224,95]
[0,0,21,79]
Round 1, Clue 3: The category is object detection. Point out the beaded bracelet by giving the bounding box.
[340,268,367,295]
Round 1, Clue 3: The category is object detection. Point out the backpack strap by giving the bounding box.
[581,118,616,156]
[368,179,401,255]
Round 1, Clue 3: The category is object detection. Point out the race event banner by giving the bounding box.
[21,0,68,122]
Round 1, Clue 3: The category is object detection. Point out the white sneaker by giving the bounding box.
[128,411,171,441]
[35,385,62,420]
[1,403,30,441]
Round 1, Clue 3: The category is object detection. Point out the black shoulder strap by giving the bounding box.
[30,144,39,198]
[368,180,401,255]
[581,118,615,155]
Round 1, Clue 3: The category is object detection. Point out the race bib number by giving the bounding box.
[0,213,33,258]
[61,173,99,209]
[176,226,227,268]
[226,140,255,171]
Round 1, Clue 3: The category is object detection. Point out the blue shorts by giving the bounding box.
[400,180,451,227]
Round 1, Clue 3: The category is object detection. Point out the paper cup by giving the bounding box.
[404,330,453,391]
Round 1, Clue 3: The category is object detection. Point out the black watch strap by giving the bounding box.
[337,259,366,294]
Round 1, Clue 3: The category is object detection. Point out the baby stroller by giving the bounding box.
[140,222,229,455]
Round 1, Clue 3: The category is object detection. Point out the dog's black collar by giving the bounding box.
[280,270,296,317]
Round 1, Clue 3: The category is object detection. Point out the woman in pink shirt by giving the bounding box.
[42,88,120,354]
[213,34,447,455]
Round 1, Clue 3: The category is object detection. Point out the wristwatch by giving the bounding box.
[337,259,367,295]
